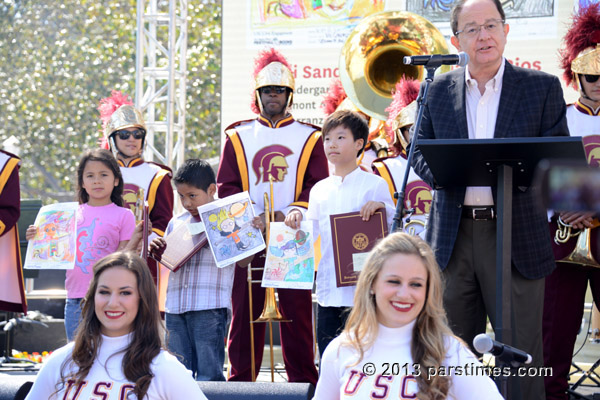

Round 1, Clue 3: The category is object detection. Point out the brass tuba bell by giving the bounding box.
[339,11,450,121]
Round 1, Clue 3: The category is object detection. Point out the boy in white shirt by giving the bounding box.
[285,110,395,357]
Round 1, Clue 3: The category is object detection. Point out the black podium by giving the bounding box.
[419,136,586,398]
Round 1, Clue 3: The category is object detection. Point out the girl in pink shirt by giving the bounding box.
[27,149,136,340]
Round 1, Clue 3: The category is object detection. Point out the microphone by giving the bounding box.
[473,334,532,366]
[403,52,469,68]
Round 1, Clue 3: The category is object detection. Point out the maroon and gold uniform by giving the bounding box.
[0,150,26,313]
[372,155,432,238]
[543,103,600,400]
[98,91,174,286]
[543,5,600,399]
[118,157,173,239]
[373,77,429,236]
[218,114,327,385]
[119,156,173,286]
[218,48,328,384]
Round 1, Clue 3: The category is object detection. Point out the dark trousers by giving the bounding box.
[316,305,351,359]
[543,263,600,400]
[443,217,545,400]
[226,260,318,385]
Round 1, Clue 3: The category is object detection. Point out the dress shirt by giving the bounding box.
[306,168,394,307]
[463,59,506,206]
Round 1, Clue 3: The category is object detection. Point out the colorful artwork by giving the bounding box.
[262,221,315,290]
[24,202,78,270]
[198,192,266,268]
[253,0,385,27]
[407,0,555,22]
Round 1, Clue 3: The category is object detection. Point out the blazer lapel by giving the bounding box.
[449,72,469,139]
[495,61,523,138]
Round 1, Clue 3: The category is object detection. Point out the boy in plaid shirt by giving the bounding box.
[151,159,261,381]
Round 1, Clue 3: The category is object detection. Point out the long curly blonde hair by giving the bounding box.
[343,232,452,400]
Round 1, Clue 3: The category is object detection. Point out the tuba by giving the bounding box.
[554,217,600,269]
[339,11,450,121]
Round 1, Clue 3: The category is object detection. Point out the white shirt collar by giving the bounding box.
[331,166,361,185]
[465,58,506,92]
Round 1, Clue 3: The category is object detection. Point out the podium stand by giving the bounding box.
[418,136,585,398]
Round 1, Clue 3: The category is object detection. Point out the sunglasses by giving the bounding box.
[113,128,146,140]
[261,86,287,95]
[583,74,600,83]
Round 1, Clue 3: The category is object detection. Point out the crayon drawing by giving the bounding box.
[262,221,315,289]
[252,0,386,28]
[199,191,266,268]
[24,202,78,270]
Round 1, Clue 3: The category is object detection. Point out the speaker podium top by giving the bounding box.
[418,137,585,187]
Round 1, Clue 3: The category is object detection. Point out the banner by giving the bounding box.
[222,0,586,138]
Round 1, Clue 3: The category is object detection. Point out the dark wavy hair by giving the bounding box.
[58,252,162,399]
[76,148,124,206]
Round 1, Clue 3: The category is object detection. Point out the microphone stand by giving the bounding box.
[495,350,531,399]
[391,62,440,232]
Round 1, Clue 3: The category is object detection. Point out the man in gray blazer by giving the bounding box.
[412,0,569,399]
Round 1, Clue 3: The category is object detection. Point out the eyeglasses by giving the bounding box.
[455,19,505,38]
[261,86,287,95]
[113,128,146,140]
[583,74,600,83]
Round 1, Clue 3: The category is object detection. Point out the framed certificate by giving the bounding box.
[153,219,208,272]
[330,209,388,287]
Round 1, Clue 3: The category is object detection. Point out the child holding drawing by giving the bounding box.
[26,149,136,341]
[284,110,395,357]
[150,159,263,381]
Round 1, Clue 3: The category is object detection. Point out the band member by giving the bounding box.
[98,91,174,284]
[321,78,390,171]
[217,48,327,384]
[411,1,568,398]
[543,4,600,400]
[372,77,432,238]
[0,149,26,313]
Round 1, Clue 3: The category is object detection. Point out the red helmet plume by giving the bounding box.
[385,77,420,130]
[252,48,293,79]
[559,3,600,88]
[321,79,347,116]
[250,48,295,114]
[97,91,134,149]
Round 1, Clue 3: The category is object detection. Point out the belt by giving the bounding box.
[462,206,495,220]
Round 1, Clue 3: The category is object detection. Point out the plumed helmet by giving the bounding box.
[104,105,146,138]
[97,91,146,151]
[255,61,295,91]
[251,48,295,114]
[385,77,420,150]
[321,78,363,117]
[321,78,390,159]
[559,3,600,88]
